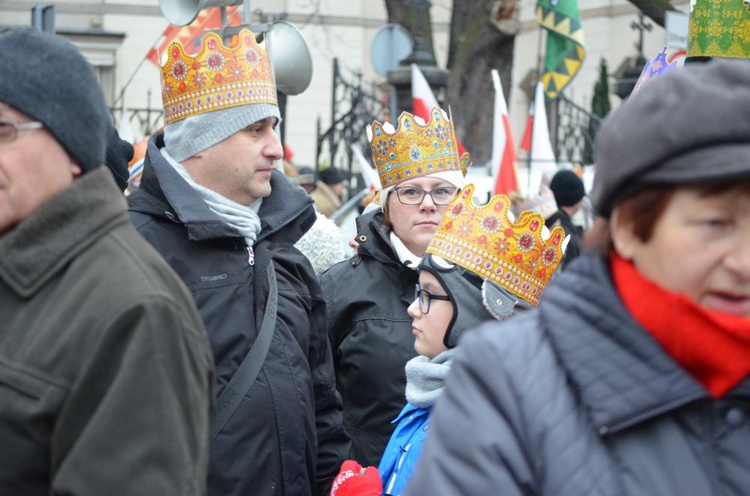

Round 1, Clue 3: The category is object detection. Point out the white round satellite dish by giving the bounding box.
[370,24,414,76]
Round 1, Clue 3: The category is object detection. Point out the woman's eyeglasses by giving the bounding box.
[394,186,458,206]
[415,284,451,314]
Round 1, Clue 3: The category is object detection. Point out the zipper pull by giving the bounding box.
[247,246,255,266]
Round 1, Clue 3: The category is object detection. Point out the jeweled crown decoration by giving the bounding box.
[426,185,567,306]
[160,29,277,125]
[368,108,468,189]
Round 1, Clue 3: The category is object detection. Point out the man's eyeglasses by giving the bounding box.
[394,186,458,206]
[0,120,43,144]
[415,284,451,314]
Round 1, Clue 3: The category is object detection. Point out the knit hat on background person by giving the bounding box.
[418,184,567,348]
[105,126,135,192]
[592,58,750,218]
[367,107,471,208]
[0,28,111,173]
[159,29,280,162]
[550,169,585,208]
[319,167,344,186]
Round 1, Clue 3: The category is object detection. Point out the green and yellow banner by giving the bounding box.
[536,0,586,99]
[688,0,750,59]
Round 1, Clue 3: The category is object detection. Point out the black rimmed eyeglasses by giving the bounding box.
[415,284,451,314]
[0,120,44,145]
[394,186,458,206]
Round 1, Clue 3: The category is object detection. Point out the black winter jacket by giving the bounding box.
[128,134,349,496]
[406,254,750,495]
[319,210,418,467]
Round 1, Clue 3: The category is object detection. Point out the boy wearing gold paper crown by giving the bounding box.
[406,59,750,496]
[319,108,469,468]
[0,29,214,495]
[127,30,348,496]
[328,186,566,496]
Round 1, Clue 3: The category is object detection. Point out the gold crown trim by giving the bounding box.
[369,108,465,189]
[426,184,566,306]
[160,29,277,125]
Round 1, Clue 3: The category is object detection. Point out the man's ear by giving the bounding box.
[610,207,637,260]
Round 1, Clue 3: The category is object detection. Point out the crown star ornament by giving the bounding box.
[160,29,277,125]
[367,108,470,189]
[426,185,568,306]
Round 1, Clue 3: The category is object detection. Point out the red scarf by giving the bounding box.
[611,252,750,398]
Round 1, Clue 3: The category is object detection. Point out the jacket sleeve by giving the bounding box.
[404,323,537,496]
[51,295,215,496]
[307,264,351,495]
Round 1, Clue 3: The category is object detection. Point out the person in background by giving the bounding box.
[319,166,346,198]
[127,29,348,496]
[0,28,214,495]
[405,58,750,496]
[545,169,585,268]
[285,162,346,273]
[329,185,566,496]
[105,125,134,192]
[296,166,344,217]
[320,107,469,467]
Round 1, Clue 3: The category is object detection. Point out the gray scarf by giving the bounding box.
[404,348,457,408]
[161,148,263,246]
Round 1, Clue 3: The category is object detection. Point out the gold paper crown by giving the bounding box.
[426,184,567,306]
[160,29,277,125]
[368,108,469,189]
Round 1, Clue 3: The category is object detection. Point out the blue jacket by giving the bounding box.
[378,404,431,496]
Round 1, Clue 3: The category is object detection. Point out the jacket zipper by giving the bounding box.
[247,246,255,266]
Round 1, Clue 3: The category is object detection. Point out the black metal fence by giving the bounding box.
[315,58,387,199]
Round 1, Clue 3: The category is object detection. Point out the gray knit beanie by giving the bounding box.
[164,103,280,162]
[593,58,750,218]
[419,254,529,348]
[0,28,111,172]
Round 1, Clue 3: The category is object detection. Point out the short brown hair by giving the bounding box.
[584,187,674,254]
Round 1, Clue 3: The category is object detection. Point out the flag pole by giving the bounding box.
[529,15,546,196]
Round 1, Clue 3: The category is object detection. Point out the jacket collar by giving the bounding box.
[135,132,315,244]
[355,209,401,265]
[0,168,128,297]
[540,255,750,435]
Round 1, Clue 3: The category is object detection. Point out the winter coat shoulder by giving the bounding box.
[0,168,215,496]
[406,254,750,495]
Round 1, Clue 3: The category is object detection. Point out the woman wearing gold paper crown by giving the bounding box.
[327,186,567,496]
[319,107,469,467]
[405,59,750,495]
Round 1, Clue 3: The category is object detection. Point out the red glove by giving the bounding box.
[330,460,383,496]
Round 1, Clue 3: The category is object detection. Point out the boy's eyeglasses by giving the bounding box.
[415,284,451,314]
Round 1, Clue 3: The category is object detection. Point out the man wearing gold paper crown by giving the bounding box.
[0,29,214,495]
[319,107,469,467]
[406,59,750,495]
[127,29,349,496]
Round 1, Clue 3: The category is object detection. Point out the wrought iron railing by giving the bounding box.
[552,93,604,167]
[316,58,387,199]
